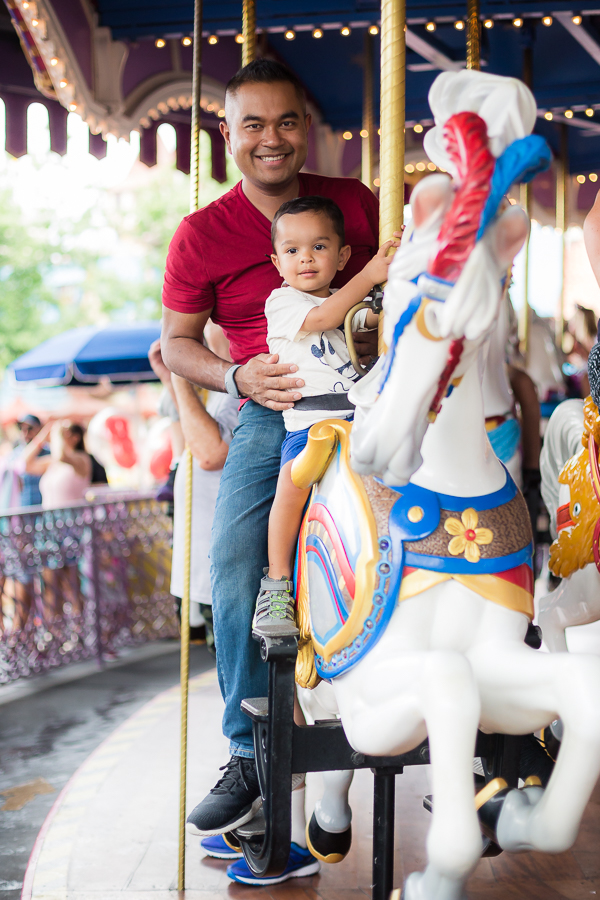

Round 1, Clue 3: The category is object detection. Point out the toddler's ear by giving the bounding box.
[271,253,282,275]
[337,244,351,270]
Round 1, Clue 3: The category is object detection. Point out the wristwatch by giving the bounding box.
[224,363,243,399]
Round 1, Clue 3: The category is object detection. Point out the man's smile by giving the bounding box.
[255,152,290,164]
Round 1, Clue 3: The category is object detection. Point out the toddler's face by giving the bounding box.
[271,211,350,294]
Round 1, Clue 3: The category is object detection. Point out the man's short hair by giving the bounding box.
[271,196,345,248]
[225,59,305,107]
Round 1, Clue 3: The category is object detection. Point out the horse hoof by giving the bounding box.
[475,777,510,842]
[306,812,352,863]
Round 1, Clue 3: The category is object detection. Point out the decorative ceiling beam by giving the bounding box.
[555,12,600,67]
[405,29,462,71]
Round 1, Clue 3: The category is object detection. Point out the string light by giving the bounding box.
[572,14,582,24]
[59,79,67,88]
[312,27,323,38]
[513,17,523,27]
[426,21,436,31]
[542,15,553,25]
[31,18,38,26]
[341,25,351,36]
[182,36,192,46]
[454,20,465,30]
[427,162,437,171]
[217,108,226,117]
[360,129,369,138]
[414,123,423,133]
[373,177,380,186]
[22,1,29,8]
[369,25,379,35]
[416,162,426,171]
[577,174,586,183]
[405,163,415,173]
[342,131,353,140]
[484,19,494,28]
[544,111,553,120]
[155,38,166,48]
[235,33,244,43]
[284,29,295,40]
[591,173,598,182]
[377,127,381,135]
[207,103,215,111]
[586,107,595,117]
[208,34,219,44]
[50,57,58,66]
[68,103,77,111]
[565,109,574,118]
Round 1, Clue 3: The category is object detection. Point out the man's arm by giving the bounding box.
[171,375,229,471]
[161,307,305,411]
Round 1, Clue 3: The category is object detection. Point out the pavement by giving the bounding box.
[0,640,214,899]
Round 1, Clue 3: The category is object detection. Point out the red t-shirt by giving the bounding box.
[162,173,379,365]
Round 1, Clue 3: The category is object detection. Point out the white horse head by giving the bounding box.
[350,71,541,486]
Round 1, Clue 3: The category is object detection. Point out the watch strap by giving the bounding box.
[225,364,243,399]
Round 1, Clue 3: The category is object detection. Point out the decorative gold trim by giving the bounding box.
[291,421,339,489]
[523,775,542,788]
[408,506,424,523]
[305,825,348,864]
[475,777,508,811]
[415,298,444,342]
[399,569,534,619]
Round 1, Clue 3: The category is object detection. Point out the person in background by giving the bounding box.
[148,339,185,508]
[23,422,92,508]
[12,415,50,507]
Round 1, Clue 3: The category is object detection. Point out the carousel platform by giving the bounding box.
[21,666,600,900]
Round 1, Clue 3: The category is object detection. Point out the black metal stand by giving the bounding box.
[373,771,396,900]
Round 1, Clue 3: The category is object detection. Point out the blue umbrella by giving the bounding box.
[8,322,162,385]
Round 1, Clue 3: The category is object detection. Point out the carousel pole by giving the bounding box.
[362,30,374,189]
[520,38,534,361]
[242,0,256,65]
[556,123,568,348]
[379,0,406,353]
[466,0,481,70]
[178,0,202,891]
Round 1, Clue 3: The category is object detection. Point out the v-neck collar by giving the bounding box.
[236,174,308,234]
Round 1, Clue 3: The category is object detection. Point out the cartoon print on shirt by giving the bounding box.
[310,330,360,387]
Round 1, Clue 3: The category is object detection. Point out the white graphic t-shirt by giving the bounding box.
[265,285,369,432]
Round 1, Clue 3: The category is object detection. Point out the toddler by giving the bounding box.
[253,195,399,637]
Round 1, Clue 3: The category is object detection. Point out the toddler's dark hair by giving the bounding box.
[271,196,345,248]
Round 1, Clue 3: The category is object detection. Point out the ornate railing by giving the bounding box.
[0,493,179,685]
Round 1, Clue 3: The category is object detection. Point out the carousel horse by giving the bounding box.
[290,70,600,900]
[537,392,600,653]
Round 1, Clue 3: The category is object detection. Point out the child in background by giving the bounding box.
[252,195,399,637]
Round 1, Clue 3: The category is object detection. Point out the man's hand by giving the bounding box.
[148,339,172,386]
[353,330,379,366]
[236,355,304,411]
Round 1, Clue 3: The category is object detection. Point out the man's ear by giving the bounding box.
[337,244,351,270]
[305,112,312,133]
[271,253,282,276]
[219,120,232,154]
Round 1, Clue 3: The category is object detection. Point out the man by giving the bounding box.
[161,59,380,866]
[16,415,50,506]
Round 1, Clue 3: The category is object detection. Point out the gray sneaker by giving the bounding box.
[252,571,299,638]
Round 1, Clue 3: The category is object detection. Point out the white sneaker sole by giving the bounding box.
[229,859,321,885]
[186,796,263,837]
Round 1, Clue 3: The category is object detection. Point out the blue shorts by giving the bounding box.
[280,415,353,468]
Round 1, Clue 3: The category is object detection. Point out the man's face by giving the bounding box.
[220,81,311,189]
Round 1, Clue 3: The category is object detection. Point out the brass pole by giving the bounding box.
[379,0,406,353]
[556,123,568,348]
[179,0,202,890]
[362,30,374,189]
[242,0,256,66]
[466,0,481,70]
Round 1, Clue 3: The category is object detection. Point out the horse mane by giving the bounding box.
[549,396,600,578]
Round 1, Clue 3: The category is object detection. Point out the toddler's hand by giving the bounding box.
[363,233,402,286]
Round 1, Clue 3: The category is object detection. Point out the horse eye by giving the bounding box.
[573,502,581,517]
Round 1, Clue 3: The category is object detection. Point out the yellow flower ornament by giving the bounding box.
[444,508,493,563]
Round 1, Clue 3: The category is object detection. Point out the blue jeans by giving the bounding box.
[210,401,286,758]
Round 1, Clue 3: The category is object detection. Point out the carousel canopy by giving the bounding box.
[2,1,600,187]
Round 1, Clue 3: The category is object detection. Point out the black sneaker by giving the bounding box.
[186,756,262,836]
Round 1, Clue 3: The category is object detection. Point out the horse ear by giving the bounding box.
[411,174,453,230]
[493,205,529,267]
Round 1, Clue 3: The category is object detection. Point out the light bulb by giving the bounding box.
[312,28,323,38]
[416,162,426,171]
[373,177,380,186]
[235,33,244,44]
[208,34,219,45]
[542,16,553,25]
[591,173,598,182]
[565,109,574,118]
[544,111,553,120]
[217,109,225,118]
[577,174,586,183]
[426,21,436,31]
[427,162,436,171]
[342,131,353,140]
[369,25,379,35]
[454,20,465,30]
[360,129,369,138]
[586,107,594,117]
[572,14,582,24]
[182,36,192,46]
[155,38,166,48]
[405,164,415,173]
[284,29,295,40]
[50,57,58,65]
[341,25,351,36]
[484,18,494,28]
[414,123,423,133]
